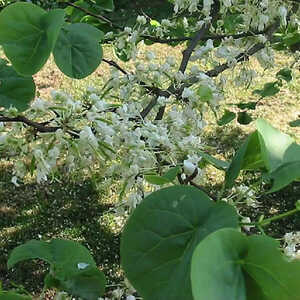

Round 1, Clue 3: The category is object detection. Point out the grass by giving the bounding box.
[1,41,300,297]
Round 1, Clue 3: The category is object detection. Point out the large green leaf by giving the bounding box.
[266,161,300,193]
[8,239,106,299]
[0,3,65,76]
[191,228,300,300]
[53,23,103,79]
[0,292,31,300]
[226,119,300,190]
[256,118,300,172]
[0,60,35,112]
[121,186,238,300]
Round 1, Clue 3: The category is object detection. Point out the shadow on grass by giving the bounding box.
[0,167,120,294]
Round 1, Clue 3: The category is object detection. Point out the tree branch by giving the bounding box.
[0,115,79,138]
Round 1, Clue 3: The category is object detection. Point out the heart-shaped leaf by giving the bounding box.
[0,61,35,112]
[0,3,65,76]
[8,239,106,299]
[191,228,300,300]
[266,161,300,193]
[237,111,253,125]
[121,186,238,300]
[276,68,292,82]
[253,82,280,98]
[256,118,300,172]
[217,110,236,126]
[53,23,103,79]
[289,119,300,127]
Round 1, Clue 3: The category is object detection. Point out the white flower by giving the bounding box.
[183,160,197,175]
[126,296,136,300]
[77,262,89,270]
[137,15,147,25]
[182,88,194,99]
[31,98,49,111]
[11,176,20,187]
[279,6,287,27]
[146,51,156,61]
[80,126,98,149]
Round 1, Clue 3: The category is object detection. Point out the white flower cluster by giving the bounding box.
[1,52,218,210]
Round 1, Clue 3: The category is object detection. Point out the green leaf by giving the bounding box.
[236,101,257,110]
[217,110,236,126]
[224,14,243,32]
[53,23,103,79]
[276,68,292,82]
[0,3,65,76]
[60,268,106,300]
[95,0,114,11]
[8,239,106,299]
[191,228,300,300]
[0,61,35,112]
[197,85,213,102]
[162,166,181,182]
[253,82,280,98]
[237,111,253,125]
[121,186,238,300]
[256,118,300,172]
[0,292,31,300]
[289,119,300,127]
[144,175,171,185]
[266,161,300,193]
[198,151,229,171]
[150,19,160,27]
[225,131,263,188]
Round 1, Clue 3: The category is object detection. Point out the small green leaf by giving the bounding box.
[95,0,114,11]
[150,19,160,27]
[217,110,236,126]
[0,62,35,112]
[289,119,300,127]
[225,131,263,188]
[198,151,229,171]
[144,175,171,185]
[53,23,103,79]
[237,111,253,125]
[223,14,243,32]
[121,186,238,300]
[191,228,300,300]
[197,85,213,102]
[0,292,31,300]
[162,166,181,182]
[0,3,65,76]
[276,68,292,82]
[60,268,106,300]
[253,82,280,98]
[236,102,257,110]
